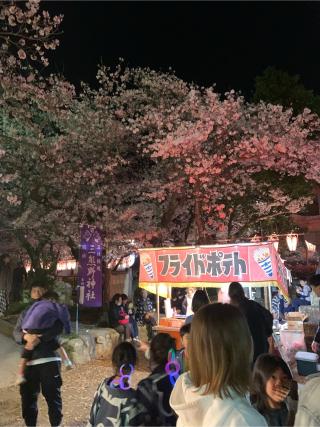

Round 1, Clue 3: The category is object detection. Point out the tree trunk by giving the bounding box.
[160,194,180,228]
[194,183,205,244]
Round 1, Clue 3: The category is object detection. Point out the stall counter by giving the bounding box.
[152,317,185,350]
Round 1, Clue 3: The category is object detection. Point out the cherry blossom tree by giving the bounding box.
[0,0,62,76]
[127,84,320,243]
[2,2,320,267]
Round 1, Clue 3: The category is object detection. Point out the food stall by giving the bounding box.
[139,242,290,348]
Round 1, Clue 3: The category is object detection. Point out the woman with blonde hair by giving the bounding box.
[170,303,267,427]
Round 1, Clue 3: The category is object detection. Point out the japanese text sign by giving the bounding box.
[78,225,103,307]
[139,243,289,298]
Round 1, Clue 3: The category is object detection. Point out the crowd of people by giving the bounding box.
[108,290,157,343]
[11,278,320,427]
[271,280,313,321]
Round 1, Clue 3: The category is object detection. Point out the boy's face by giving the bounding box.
[31,286,45,300]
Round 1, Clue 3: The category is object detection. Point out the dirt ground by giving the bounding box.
[0,359,149,427]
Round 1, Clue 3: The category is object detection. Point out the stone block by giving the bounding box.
[87,328,119,360]
[65,338,91,365]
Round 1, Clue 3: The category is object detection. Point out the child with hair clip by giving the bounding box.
[132,333,178,426]
[251,354,298,426]
[88,342,140,427]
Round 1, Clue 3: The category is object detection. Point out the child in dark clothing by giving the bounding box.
[132,333,177,426]
[16,290,72,385]
[251,354,298,426]
[88,342,139,427]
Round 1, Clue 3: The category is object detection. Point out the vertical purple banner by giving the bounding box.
[78,225,103,307]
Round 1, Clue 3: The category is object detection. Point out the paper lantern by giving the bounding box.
[286,233,298,251]
[66,259,77,270]
[305,240,316,253]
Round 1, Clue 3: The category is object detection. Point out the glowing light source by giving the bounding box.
[305,240,316,253]
[286,233,298,251]
[57,259,77,271]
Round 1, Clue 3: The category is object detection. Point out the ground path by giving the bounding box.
[0,332,20,388]
[0,333,149,426]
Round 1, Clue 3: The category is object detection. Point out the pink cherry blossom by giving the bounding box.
[17,48,26,59]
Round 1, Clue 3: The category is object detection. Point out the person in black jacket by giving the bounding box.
[132,333,177,426]
[109,294,133,340]
[13,284,65,427]
[228,282,273,363]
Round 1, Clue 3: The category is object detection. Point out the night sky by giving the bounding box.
[45,1,320,97]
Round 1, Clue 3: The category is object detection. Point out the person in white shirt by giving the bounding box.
[294,376,320,427]
[170,303,267,427]
[182,287,195,317]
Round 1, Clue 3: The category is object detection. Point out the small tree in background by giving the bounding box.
[253,67,320,116]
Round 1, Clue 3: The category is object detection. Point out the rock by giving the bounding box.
[66,338,91,365]
[87,328,119,360]
[79,332,96,360]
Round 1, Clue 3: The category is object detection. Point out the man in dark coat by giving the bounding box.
[228,282,273,363]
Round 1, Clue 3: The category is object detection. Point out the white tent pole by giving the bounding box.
[156,283,160,324]
[267,285,272,310]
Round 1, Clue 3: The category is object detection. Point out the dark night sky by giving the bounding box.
[45,1,320,97]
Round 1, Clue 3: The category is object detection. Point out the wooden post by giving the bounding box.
[264,286,270,310]
[156,283,160,324]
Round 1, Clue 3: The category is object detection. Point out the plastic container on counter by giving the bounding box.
[295,351,319,376]
[279,329,306,363]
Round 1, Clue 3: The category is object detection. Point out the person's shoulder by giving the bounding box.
[57,302,68,310]
[30,299,43,306]
[227,397,268,426]
[138,367,167,387]
[299,375,320,400]
[23,300,42,315]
